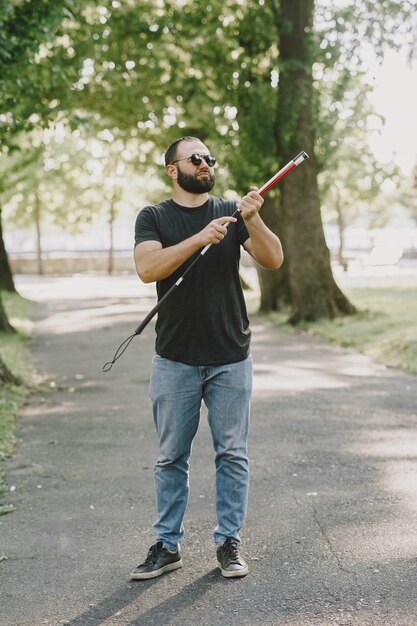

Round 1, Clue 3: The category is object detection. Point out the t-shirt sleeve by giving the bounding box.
[134,206,162,247]
[235,210,250,247]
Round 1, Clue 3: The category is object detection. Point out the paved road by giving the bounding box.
[1,275,417,626]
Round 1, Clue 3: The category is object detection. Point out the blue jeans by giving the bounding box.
[149,354,253,550]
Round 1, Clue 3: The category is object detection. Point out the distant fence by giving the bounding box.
[10,246,417,276]
[8,247,257,275]
[9,251,135,275]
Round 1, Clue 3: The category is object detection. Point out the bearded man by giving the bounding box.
[131,136,283,580]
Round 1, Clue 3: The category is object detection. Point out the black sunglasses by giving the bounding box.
[170,153,217,167]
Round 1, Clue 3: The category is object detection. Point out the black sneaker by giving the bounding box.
[216,538,249,578]
[130,541,182,580]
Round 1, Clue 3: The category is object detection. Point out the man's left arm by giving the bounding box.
[238,187,284,270]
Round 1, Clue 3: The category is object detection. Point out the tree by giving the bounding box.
[261,0,415,320]
[0,353,20,385]
[318,73,401,268]
[265,0,354,321]
[0,2,87,361]
[0,0,80,301]
[0,142,44,276]
[54,0,294,308]
[0,0,78,146]
[2,125,151,275]
[396,164,417,225]
[3,0,415,321]
[0,205,16,292]
[0,296,15,335]
[0,296,19,386]
[62,0,410,321]
[1,138,65,275]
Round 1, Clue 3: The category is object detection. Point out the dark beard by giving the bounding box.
[177,167,215,194]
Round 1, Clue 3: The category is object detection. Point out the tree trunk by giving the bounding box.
[0,354,20,385]
[256,195,291,311]
[0,294,16,334]
[34,192,43,275]
[108,199,115,275]
[275,0,355,323]
[335,190,348,271]
[0,204,17,293]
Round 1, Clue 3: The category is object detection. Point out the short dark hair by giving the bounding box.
[164,136,201,166]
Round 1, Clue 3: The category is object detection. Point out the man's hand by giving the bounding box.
[197,216,237,246]
[237,187,264,222]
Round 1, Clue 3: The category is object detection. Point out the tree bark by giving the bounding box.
[335,188,348,271]
[34,192,43,276]
[108,199,115,275]
[0,294,16,334]
[0,204,17,293]
[275,0,355,322]
[256,195,291,311]
[0,354,20,385]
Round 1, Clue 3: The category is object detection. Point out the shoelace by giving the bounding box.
[223,540,240,563]
[144,543,160,566]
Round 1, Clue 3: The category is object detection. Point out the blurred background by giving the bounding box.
[0,0,416,375]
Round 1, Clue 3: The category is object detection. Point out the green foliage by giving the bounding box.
[3,0,415,194]
[310,2,415,234]
[317,71,402,231]
[315,0,416,68]
[1,124,150,240]
[0,384,26,463]
[396,165,417,224]
[1,0,416,292]
[0,293,32,378]
[1,130,86,232]
[61,0,413,192]
[48,0,279,181]
[58,1,214,135]
[0,294,32,495]
[0,0,78,148]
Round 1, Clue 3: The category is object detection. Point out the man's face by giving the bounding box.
[173,141,216,194]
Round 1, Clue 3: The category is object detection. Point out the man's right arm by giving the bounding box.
[134,215,237,283]
[134,237,199,283]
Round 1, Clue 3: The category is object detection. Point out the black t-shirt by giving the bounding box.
[134,196,251,366]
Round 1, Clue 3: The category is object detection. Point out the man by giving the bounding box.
[131,136,283,580]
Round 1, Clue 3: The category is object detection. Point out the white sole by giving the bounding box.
[218,564,249,578]
[130,559,183,580]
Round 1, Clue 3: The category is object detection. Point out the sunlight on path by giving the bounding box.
[15,274,155,302]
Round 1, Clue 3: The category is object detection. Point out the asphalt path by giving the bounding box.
[1,275,417,626]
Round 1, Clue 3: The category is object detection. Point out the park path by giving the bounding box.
[1,274,417,626]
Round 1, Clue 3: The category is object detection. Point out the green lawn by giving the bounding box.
[0,293,33,503]
[268,281,417,375]
[312,284,417,374]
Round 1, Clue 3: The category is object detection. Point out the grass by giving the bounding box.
[268,281,417,375]
[0,292,33,505]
